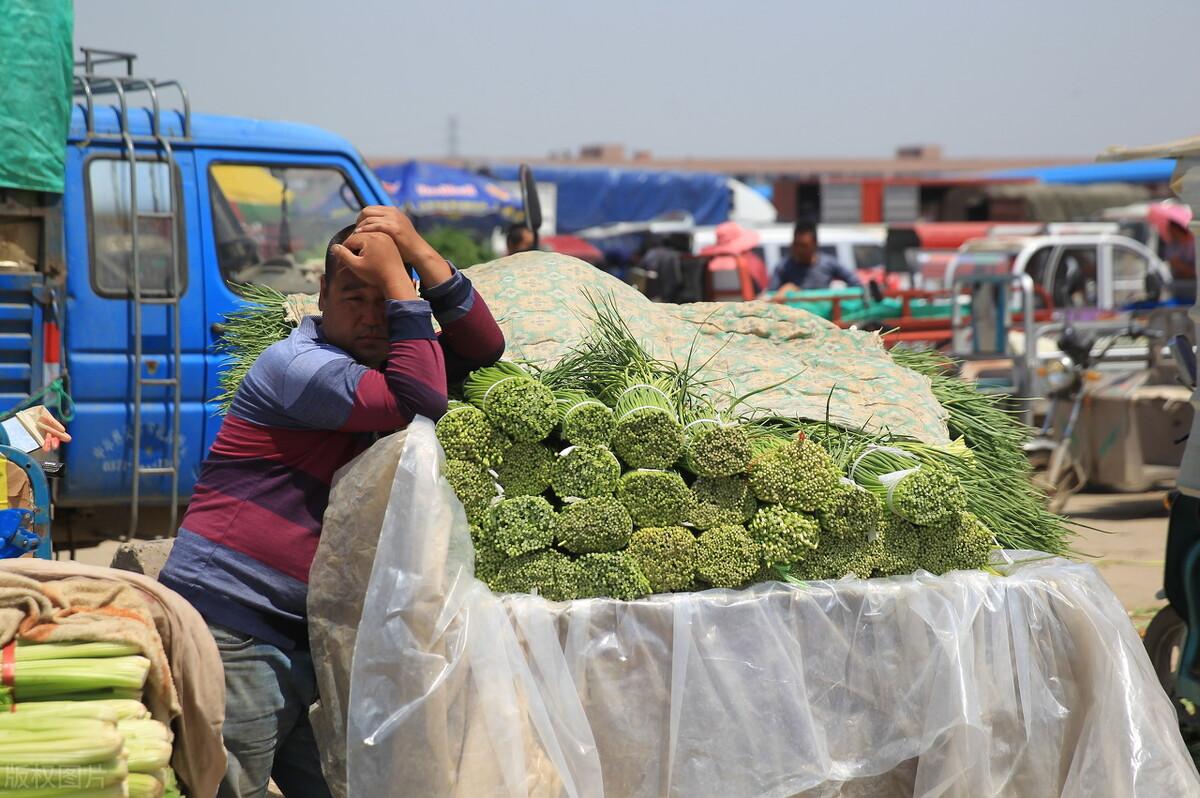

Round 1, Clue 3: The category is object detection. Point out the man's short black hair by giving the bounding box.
[324,223,357,281]
[506,223,533,251]
[793,220,818,241]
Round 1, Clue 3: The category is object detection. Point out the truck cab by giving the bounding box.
[0,61,393,543]
[944,233,1174,312]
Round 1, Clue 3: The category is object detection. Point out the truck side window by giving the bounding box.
[1111,245,1153,307]
[1050,246,1098,308]
[87,158,186,297]
[208,164,364,294]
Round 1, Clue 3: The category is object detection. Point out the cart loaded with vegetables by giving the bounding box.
[0,561,224,798]
[254,255,1200,795]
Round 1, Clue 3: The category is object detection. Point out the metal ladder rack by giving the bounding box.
[73,48,190,538]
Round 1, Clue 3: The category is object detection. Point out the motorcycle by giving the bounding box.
[1143,334,1200,762]
[1026,326,1161,513]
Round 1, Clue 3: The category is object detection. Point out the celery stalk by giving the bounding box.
[19,688,144,702]
[117,719,173,744]
[0,727,123,766]
[124,738,172,774]
[13,643,141,661]
[7,702,121,723]
[0,716,113,734]
[9,656,149,700]
[126,772,165,798]
[9,700,149,722]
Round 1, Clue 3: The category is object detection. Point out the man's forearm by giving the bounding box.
[409,247,454,289]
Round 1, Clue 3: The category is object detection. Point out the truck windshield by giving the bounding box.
[208,164,363,294]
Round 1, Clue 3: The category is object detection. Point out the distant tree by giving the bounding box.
[422,226,496,268]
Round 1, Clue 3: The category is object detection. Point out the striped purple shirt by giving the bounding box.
[159,269,503,648]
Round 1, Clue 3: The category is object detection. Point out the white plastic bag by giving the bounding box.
[313,419,1200,797]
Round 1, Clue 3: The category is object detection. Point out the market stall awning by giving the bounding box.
[987,159,1176,185]
[373,161,522,222]
[210,164,292,205]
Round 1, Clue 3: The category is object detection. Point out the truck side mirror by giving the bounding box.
[518,164,542,249]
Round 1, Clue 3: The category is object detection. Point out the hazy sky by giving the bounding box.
[74,1,1199,162]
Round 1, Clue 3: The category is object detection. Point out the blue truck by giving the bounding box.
[1,51,393,545]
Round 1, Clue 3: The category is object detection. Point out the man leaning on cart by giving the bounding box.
[158,207,505,797]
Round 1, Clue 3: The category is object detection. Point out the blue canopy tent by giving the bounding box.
[485,164,731,234]
[373,160,523,225]
[987,159,1175,185]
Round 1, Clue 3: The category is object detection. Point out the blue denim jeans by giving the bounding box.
[208,623,333,798]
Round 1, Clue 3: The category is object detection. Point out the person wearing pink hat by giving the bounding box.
[770,221,860,301]
[1151,204,1196,300]
[699,221,769,301]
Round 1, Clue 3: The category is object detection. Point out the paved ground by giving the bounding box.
[1059,489,1171,630]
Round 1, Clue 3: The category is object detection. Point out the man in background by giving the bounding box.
[771,221,860,299]
[505,223,536,255]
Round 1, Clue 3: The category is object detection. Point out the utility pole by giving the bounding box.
[447,115,460,159]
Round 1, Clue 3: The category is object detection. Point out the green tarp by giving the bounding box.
[0,0,74,193]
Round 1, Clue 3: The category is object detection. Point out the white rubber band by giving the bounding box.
[441,404,477,421]
[617,404,674,422]
[684,417,721,432]
[618,383,670,402]
[486,469,504,502]
[562,400,607,424]
[848,445,915,482]
[878,467,920,513]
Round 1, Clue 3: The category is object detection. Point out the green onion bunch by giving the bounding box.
[441,460,499,523]
[214,283,291,413]
[921,510,997,575]
[616,469,695,527]
[688,476,757,530]
[491,550,582,602]
[680,407,753,477]
[818,479,884,543]
[872,513,923,577]
[790,533,878,581]
[551,445,621,500]
[609,377,685,469]
[695,525,760,589]
[464,361,558,443]
[435,401,508,467]
[890,347,1067,554]
[487,495,558,558]
[848,446,966,526]
[626,526,699,593]
[554,389,615,447]
[495,441,555,497]
[748,505,820,568]
[748,434,843,513]
[470,523,507,583]
[556,496,634,554]
[576,551,652,600]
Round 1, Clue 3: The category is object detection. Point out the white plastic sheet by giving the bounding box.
[318,420,1200,797]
